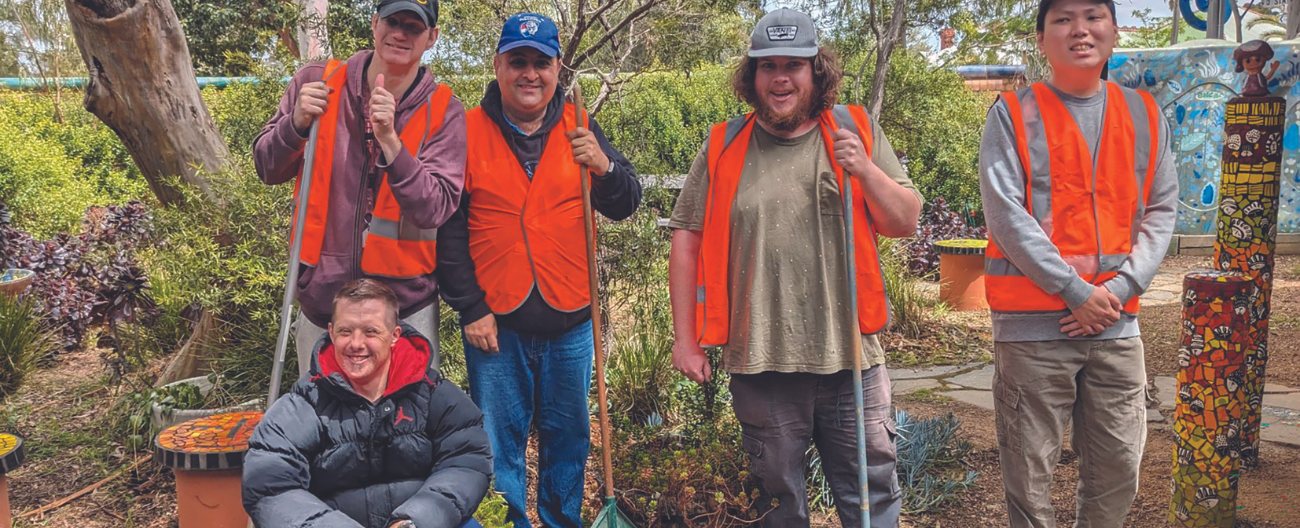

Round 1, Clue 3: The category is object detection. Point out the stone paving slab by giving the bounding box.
[1261,406,1300,447]
[1264,384,1298,394]
[891,378,942,396]
[946,390,995,411]
[946,364,996,390]
[1263,392,1300,410]
[1154,376,1177,410]
[889,364,971,381]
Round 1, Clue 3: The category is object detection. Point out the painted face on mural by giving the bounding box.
[1036,0,1118,74]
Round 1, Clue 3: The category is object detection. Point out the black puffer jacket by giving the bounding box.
[242,324,492,528]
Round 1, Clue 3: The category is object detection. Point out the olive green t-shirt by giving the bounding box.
[668,120,921,375]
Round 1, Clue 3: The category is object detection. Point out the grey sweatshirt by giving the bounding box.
[978,83,1179,342]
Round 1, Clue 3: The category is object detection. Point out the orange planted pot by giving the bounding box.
[155,411,263,528]
[1,433,25,528]
[934,239,989,311]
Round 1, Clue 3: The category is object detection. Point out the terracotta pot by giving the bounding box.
[1,475,10,528]
[935,239,988,311]
[173,469,247,528]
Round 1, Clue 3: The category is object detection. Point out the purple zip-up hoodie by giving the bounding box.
[254,50,467,328]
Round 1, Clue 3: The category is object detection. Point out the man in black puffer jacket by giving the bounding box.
[243,279,492,528]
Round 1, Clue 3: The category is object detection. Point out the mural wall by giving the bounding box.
[1110,41,1300,235]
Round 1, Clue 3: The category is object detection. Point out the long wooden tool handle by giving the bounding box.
[573,83,617,502]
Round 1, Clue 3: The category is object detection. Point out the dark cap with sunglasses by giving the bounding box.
[377,0,439,29]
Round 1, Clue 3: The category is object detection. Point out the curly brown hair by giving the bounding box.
[730,47,844,118]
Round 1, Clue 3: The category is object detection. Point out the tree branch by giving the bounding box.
[567,0,660,71]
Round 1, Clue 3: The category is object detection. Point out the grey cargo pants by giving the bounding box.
[730,366,902,528]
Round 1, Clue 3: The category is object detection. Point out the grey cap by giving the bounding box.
[748,8,818,58]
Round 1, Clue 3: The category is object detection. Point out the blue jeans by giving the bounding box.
[464,320,594,528]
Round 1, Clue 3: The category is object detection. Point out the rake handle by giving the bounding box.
[573,83,617,504]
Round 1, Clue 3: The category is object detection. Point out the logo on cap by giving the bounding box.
[520,17,540,36]
[767,25,798,41]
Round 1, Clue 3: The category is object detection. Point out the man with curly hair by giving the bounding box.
[667,8,921,527]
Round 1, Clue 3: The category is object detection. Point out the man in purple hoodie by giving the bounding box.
[254,0,466,375]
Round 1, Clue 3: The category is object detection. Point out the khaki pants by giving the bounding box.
[294,301,440,376]
[992,337,1147,528]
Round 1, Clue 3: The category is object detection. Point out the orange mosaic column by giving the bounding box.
[155,411,262,528]
[0,433,24,528]
[1212,96,1284,468]
[1170,271,1255,527]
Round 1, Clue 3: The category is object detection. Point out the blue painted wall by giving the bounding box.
[1110,41,1300,235]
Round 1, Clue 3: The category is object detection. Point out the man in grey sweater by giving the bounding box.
[978,0,1177,525]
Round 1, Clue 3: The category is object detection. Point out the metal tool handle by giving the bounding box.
[826,115,872,528]
[268,119,321,405]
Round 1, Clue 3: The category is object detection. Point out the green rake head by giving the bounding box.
[591,496,636,528]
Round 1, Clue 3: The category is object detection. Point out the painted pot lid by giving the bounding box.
[934,239,988,255]
[155,411,263,471]
[0,433,24,475]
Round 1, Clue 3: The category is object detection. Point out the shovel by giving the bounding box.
[824,114,872,528]
[268,117,321,405]
[572,83,636,528]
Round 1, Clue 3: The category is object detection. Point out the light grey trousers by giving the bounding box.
[992,337,1148,528]
[293,301,440,376]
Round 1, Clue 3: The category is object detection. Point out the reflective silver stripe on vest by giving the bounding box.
[366,217,438,241]
[1120,87,1155,245]
[1009,86,1055,236]
[985,253,1130,277]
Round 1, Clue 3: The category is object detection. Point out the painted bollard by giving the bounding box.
[155,410,262,528]
[1212,93,1284,468]
[1170,271,1255,527]
[0,433,24,528]
[935,239,988,311]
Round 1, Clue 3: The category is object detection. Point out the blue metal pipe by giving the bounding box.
[0,77,290,89]
[952,65,1026,80]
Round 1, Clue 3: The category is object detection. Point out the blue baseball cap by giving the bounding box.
[497,13,561,57]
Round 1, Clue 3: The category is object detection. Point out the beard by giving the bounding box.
[755,89,819,133]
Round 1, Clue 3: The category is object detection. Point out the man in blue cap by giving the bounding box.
[436,12,642,528]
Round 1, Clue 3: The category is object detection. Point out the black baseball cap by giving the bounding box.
[1036,0,1115,32]
[377,0,439,29]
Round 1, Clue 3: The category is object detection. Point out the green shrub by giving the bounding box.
[202,74,287,156]
[473,490,513,528]
[0,91,148,238]
[0,293,58,399]
[871,51,989,221]
[142,159,293,401]
[878,236,931,339]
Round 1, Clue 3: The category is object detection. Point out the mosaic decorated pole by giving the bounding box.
[1213,40,1286,468]
[155,410,262,528]
[0,433,24,527]
[1170,271,1255,527]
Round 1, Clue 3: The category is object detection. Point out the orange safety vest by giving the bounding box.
[463,103,590,314]
[696,104,891,347]
[985,81,1160,314]
[291,59,454,279]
